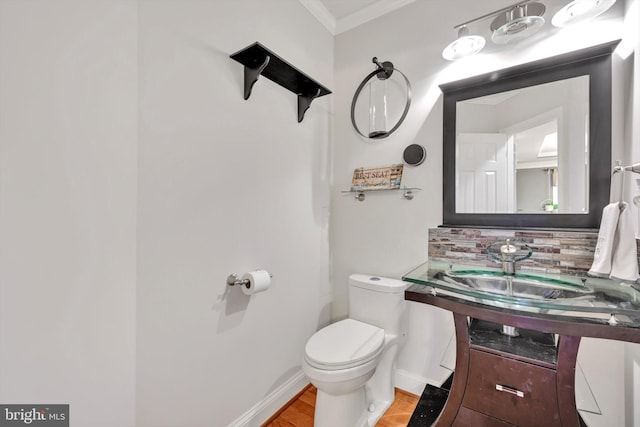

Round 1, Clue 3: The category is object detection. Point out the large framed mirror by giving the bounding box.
[441,40,619,229]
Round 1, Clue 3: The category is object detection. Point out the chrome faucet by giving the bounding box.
[487,239,533,275]
[500,239,517,274]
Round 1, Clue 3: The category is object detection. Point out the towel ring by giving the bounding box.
[350,57,411,139]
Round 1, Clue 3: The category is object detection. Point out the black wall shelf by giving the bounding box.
[230,42,332,122]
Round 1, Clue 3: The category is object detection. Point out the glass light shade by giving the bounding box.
[551,0,616,27]
[442,33,486,61]
[492,15,546,44]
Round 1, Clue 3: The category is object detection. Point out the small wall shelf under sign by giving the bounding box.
[342,187,421,201]
[229,42,332,122]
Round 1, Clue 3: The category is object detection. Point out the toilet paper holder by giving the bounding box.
[227,272,272,287]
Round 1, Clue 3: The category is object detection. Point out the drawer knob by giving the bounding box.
[496,384,524,398]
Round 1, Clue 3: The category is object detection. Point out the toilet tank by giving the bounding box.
[348,274,409,335]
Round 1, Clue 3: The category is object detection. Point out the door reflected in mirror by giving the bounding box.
[455,76,589,214]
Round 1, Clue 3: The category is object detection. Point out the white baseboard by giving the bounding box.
[394,368,449,396]
[228,370,309,427]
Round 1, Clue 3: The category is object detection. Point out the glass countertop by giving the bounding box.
[403,261,640,327]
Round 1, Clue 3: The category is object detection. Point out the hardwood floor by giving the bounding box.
[262,385,420,427]
[375,388,421,427]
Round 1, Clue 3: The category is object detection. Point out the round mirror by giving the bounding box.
[403,144,426,166]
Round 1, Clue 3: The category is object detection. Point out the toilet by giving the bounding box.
[302,274,409,427]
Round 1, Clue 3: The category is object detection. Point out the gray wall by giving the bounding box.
[0,2,137,425]
[0,0,333,426]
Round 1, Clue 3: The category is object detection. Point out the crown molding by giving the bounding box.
[335,0,415,34]
[298,0,337,34]
[298,0,415,35]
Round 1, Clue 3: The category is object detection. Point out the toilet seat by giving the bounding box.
[304,319,385,371]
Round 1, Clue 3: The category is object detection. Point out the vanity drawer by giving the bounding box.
[453,406,513,426]
[462,349,561,427]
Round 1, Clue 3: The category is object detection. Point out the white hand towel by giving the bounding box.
[610,202,640,282]
[589,202,620,277]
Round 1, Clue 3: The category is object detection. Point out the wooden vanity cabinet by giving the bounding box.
[453,406,513,426]
[415,303,580,427]
[463,348,561,426]
[404,279,640,427]
[456,319,563,427]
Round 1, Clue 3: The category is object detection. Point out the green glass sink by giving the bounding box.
[437,270,594,301]
[402,261,640,323]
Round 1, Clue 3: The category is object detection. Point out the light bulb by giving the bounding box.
[442,26,486,61]
[552,0,617,27]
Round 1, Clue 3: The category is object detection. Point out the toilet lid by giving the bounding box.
[305,319,385,370]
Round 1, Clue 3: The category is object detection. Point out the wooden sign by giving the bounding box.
[351,164,403,191]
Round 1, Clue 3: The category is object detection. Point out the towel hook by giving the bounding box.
[613,160,640,209]
[613,160,625,208]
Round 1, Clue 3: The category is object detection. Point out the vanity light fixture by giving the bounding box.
[551,0,616,27]
[442,0,546,61]
[491,3,546,45]
[442,25,486,61]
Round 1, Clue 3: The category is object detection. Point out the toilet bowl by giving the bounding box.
[302,275,408,427]
[303,318,384,427]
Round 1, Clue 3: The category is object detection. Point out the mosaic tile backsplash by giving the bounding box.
[428,227,640,275]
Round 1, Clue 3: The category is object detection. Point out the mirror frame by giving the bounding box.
[440,40,619,229]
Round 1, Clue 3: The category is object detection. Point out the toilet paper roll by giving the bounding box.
[241,270,271,295]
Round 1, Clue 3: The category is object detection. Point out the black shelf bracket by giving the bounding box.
[298,88,321,123]
[230,42,331,122]
[243,55,270,100]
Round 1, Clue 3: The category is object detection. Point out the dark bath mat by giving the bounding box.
[406,384,449,427]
